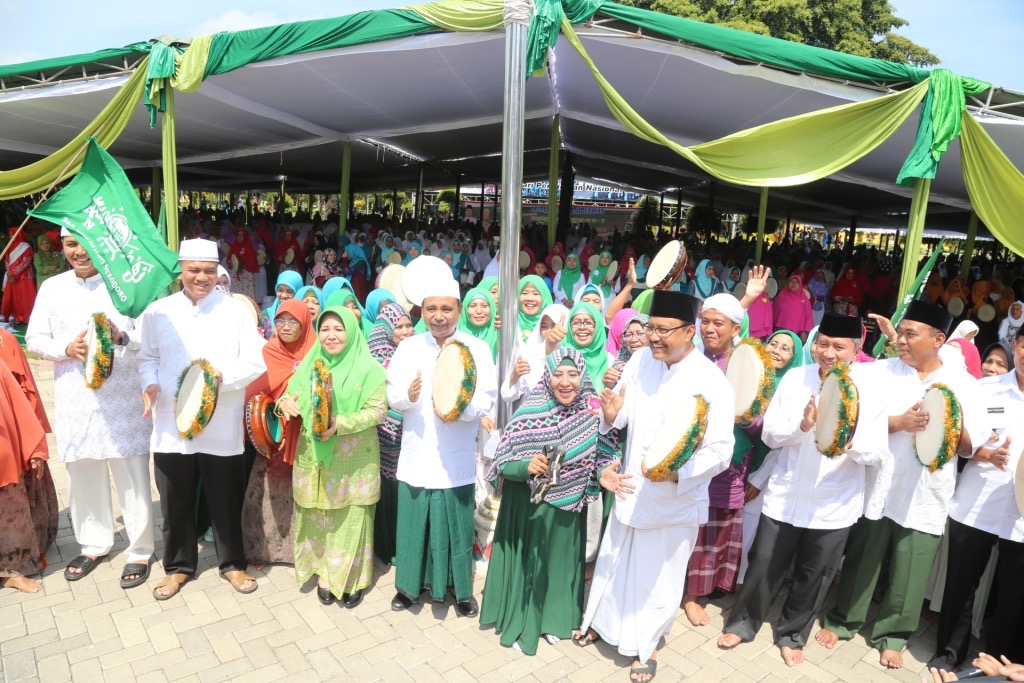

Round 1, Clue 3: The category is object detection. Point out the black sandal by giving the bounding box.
[573,630,601,647]
[120,562,151,589]
[629,660,657,682]
[64,555,106,582]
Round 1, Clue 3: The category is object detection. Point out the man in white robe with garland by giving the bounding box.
[27,227,155,588]
[576,290,734,682]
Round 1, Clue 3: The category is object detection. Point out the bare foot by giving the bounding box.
[717,633,742,649]
[250,564,264,572]
[880,649,903,669]
[682,596,709,626]
[815,627,839,649]
[780,646,805,666]
[2,576,42,593]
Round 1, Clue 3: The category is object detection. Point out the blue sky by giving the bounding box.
[0,0,1019,89]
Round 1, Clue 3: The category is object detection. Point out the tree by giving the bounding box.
[622,0,938,66]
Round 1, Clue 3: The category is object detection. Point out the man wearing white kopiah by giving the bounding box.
[577,290,734,683]
[26,226,155,589]
[138,238,266,601]
[817,301,985,671]
[386,265,497,618]
[719,313,886,666]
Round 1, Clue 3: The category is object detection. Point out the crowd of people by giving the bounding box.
[1,204,1024,683]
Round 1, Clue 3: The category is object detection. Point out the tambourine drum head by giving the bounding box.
[645,241,684,289]
[726,344,765,419]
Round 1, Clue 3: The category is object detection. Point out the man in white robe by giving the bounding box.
[27,227,154,588]
[577,290,734,682]
[138,239,265,600]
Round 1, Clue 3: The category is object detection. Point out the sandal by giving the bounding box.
[153,573,190,601]
[120,562,151,589]
[629,660,657,682]
[63,555,106,582]
[573,630,602,648]
[223,570,258,594]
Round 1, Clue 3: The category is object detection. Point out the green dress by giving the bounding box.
[292,384,386,599]
[479,460,587,655]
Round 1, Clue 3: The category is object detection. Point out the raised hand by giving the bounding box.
[510,356,531,384]
[600,383,626,424]
[627,257,638,288]
[602,365,622,389]
[868,313,897,342]
[745,265,772,299]
[800,393,817,432]
[408,369,423,403]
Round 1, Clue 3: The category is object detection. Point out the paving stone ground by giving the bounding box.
[0,357,974,683]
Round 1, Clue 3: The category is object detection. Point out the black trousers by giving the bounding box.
[153,452,248,575]
[725,514,850,649]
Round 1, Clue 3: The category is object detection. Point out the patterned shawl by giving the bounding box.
[490,348,616,513]
[368,301,408,481]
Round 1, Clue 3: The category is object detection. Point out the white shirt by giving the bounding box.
[761,363,886,530]
[26,270,152,462]
[551,271,585,305]
[949,372,1024,542]
[387,330,498,489]
[138,289,266,456]
[872,357,987,536]
[603,346,734,529]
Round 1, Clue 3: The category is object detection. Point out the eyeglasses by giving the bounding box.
[275,319,301,329]
[645,324,686,338]
[622,331,646,340]
[571,320,596,330]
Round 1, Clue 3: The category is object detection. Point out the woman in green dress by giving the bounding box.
[276,305,387,608]
[480,348,620,655]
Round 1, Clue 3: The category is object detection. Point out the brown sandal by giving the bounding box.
[223,570,258,594]
[153,573,190,601]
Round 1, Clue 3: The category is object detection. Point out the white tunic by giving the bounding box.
[137,290,266,456]
[949,372,1024,542]
[603,346,735,529]
[870,357,986,536]
[760,363,886,530]
[387,330,497,490]
[26,271,152,462]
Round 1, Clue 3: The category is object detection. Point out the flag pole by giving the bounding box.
[0,131,101,263]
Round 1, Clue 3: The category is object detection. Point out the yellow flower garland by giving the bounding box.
[84,312,116,390]
[646,395,709,482]
[914,383,962,472]
[734,338,777,427]
[818,362,859,458]
[433,340,478,423]
[310,359,333,439]
[174,359,219,440]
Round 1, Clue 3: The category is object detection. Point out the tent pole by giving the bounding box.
[151,166,162,225]
[454,174,462,223]
[415,164,425,222]
[845,215,857,260]
[557,151,574,244]
[675,186,682,236]
[548,113,560,249]
[961,212,978,278]
[497,3,528,428]
[160,85,179,252]
[339,141,351,233]
[896,178,931,306]
[755,187,768,265]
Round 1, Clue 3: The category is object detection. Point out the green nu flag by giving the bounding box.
[873,237,945,357]
[29,138,180,317]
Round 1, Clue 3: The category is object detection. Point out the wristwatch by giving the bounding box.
[117,331,129,346]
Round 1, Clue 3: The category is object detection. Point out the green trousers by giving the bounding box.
[824,516,941,652]
[394,482,475,602]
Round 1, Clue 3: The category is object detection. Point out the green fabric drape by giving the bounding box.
[161,86,179,251]
[0,43,152,79]
[0,56,151,201]
[204,9,438,77]
[961,114,1024,257]
[560,17,928,187]
[146,36,213,126]
[896,69,990,185]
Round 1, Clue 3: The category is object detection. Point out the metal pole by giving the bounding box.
[151,166,162,225]
[548,113,560,249]
[339,141,351,232]
[497,1,529,428]
[415,164,425,222]
[755,187,768,265]
[675,186,683,236]
[960,211,978,278]
[658,192,665,236]
[455,174,462,223]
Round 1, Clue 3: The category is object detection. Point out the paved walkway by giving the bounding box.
[0,358,961,683]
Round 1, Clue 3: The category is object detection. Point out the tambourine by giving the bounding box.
[914,383,962,472]
[245,393,285,458]
[310,359,334,440]
[643,394,709,482]
[175,359,219,440]
[815,362,859,457]
[519,251,531,270]
[947,296,965,317]
[550,255,563,273]
[376,264,414,313]
[644,240,686,290]
[604,260,618,284]
[84,312,116,390]
[433,340,477,423]
[284,247,295,265]
[726,339,776,427]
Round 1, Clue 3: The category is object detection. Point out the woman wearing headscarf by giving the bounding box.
[294,285,323,322]
[343,239,371,303]
[1,228,36,324]
[691,258,719,302]
[773,274,814,339]
[747,283,774,339]
[830,265,863,317]
[227,229,260,302]
[981,341,1012,378]
[503,303,570,405]
[401,241,422,266]
[274,227,303,275]
[544,242,566,271]
[260,270,304,339]
[364,289,397,326]
[945,337,983,379]
[458,288,499,362]
[311,248,340,288]
[634,254,651,283]
[481,348,619,655]
[451,240,471,278]
[552,253,585,308]
[378,234,398,270]
[33,233,63,288]
[276,306,387,607]
[325,288,374,339]
[718,267,741,295]
[576,283,606,318]
[999,300,1024,344]
[925,271,946,306]
[970,278,992,313]
[241,299,315,566]
[807,269,831,326]
[368,302,415,566]
[587,251,619,303]
[606,308,643,358]
[943,275,968,306]
[516,275,554,343]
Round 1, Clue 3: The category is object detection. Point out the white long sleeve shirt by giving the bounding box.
[26,270,152,462]
[949,372,1024,542]
[137,289,265,456]
[870,357,986,536]
[602,346,734,529]
[387,330,497,489]
[760,363,886,530]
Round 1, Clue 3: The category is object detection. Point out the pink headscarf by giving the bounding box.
[947,337,982,379]
[606,308,639,354]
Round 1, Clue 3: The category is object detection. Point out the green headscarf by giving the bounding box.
[325,288,374,339]
[458,288,499,361]
[590,251,615,300]
[557,253,583,295]
[745,329,805,472]
[286,306,386,467]
[633,288,653,314]
[478,275,500,303]
[566,301,609,390]
[517,275,554,341]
